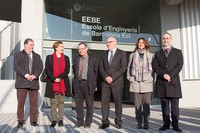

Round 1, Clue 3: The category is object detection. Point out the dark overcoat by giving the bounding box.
[14,50,43,89]
[153,47,183,98]
[44,55,71,98]
[72,55,98,95]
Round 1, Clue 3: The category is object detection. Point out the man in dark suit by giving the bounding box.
[14,38,43,128]
[72,42,98,128]
[99,36,127,129]
[153,32,183,131]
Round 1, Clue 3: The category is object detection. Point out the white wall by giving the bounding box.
[179,0,200,79]
[0,80,16,113]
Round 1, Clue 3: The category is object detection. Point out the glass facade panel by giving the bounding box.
[44,0,161,45]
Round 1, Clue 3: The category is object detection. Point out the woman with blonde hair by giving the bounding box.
[44,41,71,127]
[127,38,153,129]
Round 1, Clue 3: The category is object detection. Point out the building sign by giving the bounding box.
[81,15,137,40]
[44,0,160,44]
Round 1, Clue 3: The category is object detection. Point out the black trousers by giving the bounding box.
[160,98,179,128]
[101,83,123,125]
[74,80,94,125]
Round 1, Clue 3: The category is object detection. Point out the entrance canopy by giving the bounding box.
[0,0,21,22]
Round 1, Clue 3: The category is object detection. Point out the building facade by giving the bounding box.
[0,0,199,113]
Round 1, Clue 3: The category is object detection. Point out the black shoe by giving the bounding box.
[115,124,122,129]
[17,122,23,128]
[58,120,63,127]
[99,124,109,129]
[143,123,149,129]
[50,121,56,127]
[74,124,84,128]
[143,119,149,129]
[137,124,142,129]
[143,125,149,129]
[173,127,182,132]
[84,124,91,128]
[159,125,170,131]
[31,121,39,127]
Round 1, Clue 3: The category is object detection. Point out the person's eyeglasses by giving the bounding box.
[106,41,114,44]
[78,47,86,51]
[162,37,171,40]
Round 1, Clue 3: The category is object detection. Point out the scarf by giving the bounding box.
[130,49,152,82]
[52,52,66,95]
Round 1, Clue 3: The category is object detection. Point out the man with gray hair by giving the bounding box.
[153,32,183,131]
[99,36,127,129]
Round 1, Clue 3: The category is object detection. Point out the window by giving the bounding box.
[44,0,161,45]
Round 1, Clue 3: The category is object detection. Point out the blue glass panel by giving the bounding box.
[44,13,71,40]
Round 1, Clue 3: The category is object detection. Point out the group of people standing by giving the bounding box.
[14,32,183,132]
[126,33,183,132]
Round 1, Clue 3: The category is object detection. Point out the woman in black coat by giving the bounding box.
[44,41,71,127]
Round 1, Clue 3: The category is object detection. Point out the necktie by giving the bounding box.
[165,48,169,53]
[79,57,84,80]
[28,54,32,74]
[109,51,113,65]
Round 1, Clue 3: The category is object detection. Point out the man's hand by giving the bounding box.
[105,76,113,84]
[26,75,36,81]
[164,74,171,82]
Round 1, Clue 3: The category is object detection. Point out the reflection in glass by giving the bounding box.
[44,0,161,45]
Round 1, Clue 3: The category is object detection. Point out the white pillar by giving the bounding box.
[20,0,44,112]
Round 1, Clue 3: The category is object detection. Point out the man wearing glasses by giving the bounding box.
[72,42,98,128]
[99,36,127,129]
[153,32,183,131]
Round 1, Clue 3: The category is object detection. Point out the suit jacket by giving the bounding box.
[99,48,127,88]
[153,47,183,98]
[14,50,43,89]
[44,55,71,98]
[72,55,98,95]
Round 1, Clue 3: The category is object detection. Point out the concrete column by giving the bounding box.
[20,0,44,112]
[20,0,44,55]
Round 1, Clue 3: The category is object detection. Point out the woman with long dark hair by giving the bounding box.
[127,38,153,129]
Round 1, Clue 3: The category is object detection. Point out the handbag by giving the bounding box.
[40,69,47,82]
[40,55,52,82]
